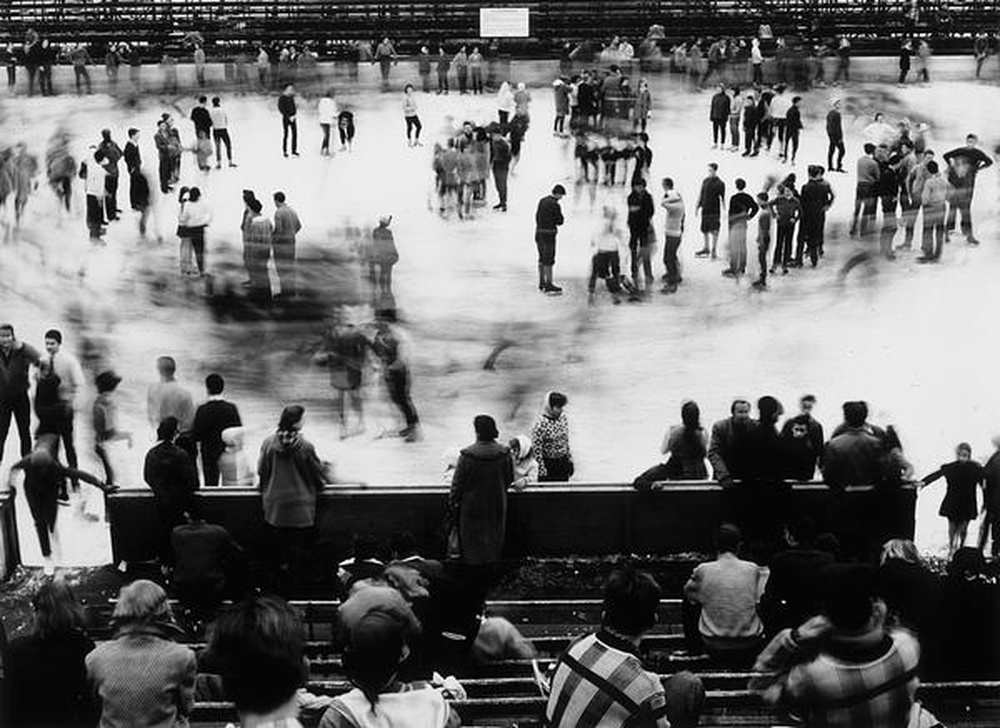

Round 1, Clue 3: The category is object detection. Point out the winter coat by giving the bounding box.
[449,440,514,564]
[821,427,887,491]
[258,431,330,528]
[710,91,731,121]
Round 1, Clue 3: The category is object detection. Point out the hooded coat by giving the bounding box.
[257,430,329,528]
[449,440,514,564]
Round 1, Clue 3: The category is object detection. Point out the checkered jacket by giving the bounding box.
[545,631,669,728]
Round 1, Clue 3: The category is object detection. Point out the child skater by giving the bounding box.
[919,442,984,556]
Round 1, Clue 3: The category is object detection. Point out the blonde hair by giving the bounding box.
[112,579,173,626]
[880,538,921,566]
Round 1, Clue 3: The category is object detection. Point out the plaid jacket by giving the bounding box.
[545,630,669,728]
[753,627,920,728]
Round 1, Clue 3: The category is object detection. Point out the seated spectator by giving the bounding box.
[218,426,254,487]
[708,399,758,486]
[509,434,538,489]
[821,401,886,490]
[751,563,927,727]
[780,395,824,480]
[204,596,311,727]
[171,511,246,622]
[86,580,196,728]
[683,524,766,664]
[877,539,935,634]
[759,516,836,637]
[923,547,1000,679]
[470,616,537,664]
[144,416,199,566]
[5,578,98,727]
[389,531,445,582]
[633,400,708,490]
[320,587,461,728]
[545,568,704,728]
[337,533,387,598]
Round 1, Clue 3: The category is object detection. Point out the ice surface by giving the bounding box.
[2,71,999,565]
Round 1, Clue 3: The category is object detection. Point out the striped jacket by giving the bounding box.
[545,630,669,728]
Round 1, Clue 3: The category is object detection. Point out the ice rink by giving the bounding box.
[2,65,999,565]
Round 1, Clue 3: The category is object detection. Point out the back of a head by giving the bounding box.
[157,416,179,442]
[680,400,700,430]
[602,568,660,637]
[206,373,225,396]
[880,538,920,566]
[842,401,866,429]
[390,531,417,560]
[33,579,86,638]
[277,405,304,432]
[473,413,499,441]
[714,523,742,555]
[757,395,783,426]
[548,391,568,409]
[785,514,817,548]
[948,546,986,580]
[157,355,177,377]
[821,564,877,631]
[353,533,382,562]
[113,579,171,627]
[208,596,306,715]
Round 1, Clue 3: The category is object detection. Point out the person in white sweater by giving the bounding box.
[178,186,213,275]
[82,149,108,240]
[318,89,338,156]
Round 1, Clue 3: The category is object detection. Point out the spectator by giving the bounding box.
[389,530,445,583]
[371,215,399,297]
[694,162,725,259]
[218,426,254,487]
[634,400,708,490]
[826,98,845,173]
[204,596,310,727]
[92,370,132,488]
[146,356,195,434]
[4,578,98,727]
[371,321,420,442]
[919,442,984,556]
[708,398,757,486]
[759,516,835,636]
[41,329,84,500]
[531,391,573,482]
[683,524,766,664]
[545,568,705,728]
[981,434,1000,557]
[320,587,460,728]
[209,97,235,168]
[660,177,685,293]
[509,434,537,490]
[0,323,41,466]
[144,417,199,566]
[709,83,730,148]
[272,190,302,299]
[821,401,886,491]
[278,84,298,157]
[257,405,332,579]
[191,373,242,487]
[877,538,935,634]
[171,512,245,621]
[447,414,514,604]
[917,159,948,263]
[751,564,925,728]
[943,133,992,246]
[86,580,196,728]
[780,394,824,480]
[849,143,880,238]
[337,533,387,597]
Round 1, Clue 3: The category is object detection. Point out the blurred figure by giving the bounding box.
[146,355,195,433]
[218,426,254,487]
[372,321,420,442]
[46,128,77,216]
[69,44,92,94]
[371,215,398,297]
[278,84,298,157]
[171,511,245,620]
[587,205,624,306]
[4,578,98,727]
[272,191,301,299]
[319,88,339,156]
[243,195,273,301]
[179,187,211,275]
[759,516,835,636]
[92,370,132,488]
[317,310,370,439]
[919,442,984,556]
[144,416,199,566]
[0,323,41,465]
[86,580,195,727]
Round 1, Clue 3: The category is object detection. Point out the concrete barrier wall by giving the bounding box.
[106,482,916,567]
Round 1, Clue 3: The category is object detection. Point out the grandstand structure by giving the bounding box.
[0,0,998,56]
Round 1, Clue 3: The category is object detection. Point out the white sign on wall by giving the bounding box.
[479,7,530,38]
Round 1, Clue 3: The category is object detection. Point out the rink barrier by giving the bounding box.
[105,481,916,568]
[0,485,20,581]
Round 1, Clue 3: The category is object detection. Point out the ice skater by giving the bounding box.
[371,320,420,442]
[403,84,422,146]
[919,443,984,557]
[695,163,725,259]
[588,205,625,306]
[534,184,566,294]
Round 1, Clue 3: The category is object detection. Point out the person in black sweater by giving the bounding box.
[782,96,802,164]
[191,373,242,487]
[779,394,824,480]
[723,177,758,277]
[171,513,246,620]
[742,91,759,157]
[798,166,835,266]
[695,163,725,259]
[277,84,298,157]
[4,579,99,728]
[534,185,566,293]
[626,177,655,292]
[826,98,845,172]
[144,416,199,565]
[919,442,985,556]
[709,83,730,148]
[190,95,213,140]
[943,134,992,245]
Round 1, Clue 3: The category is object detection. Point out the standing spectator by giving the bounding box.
[727,85,743,152]
[531,391,573,482]
[779,395,824,480]
[146,355,195,434]
[833,36,851,83]
[191,373,242,487]
[708,399,758,486]
[660,177,685,293]
[534,185,566,294]
[257,405,331,578]
[553,78,569,137]
[826,98,845,172]
[849,143,880,237]
[417,45,432,93]
[317,312,370,439]
[752,191,773,290]
[695,162,726,259]
[403,84,422,147]
[144,417,199,564]
[626,177,655,292]
[243,196,273,301]
[92,370,132,488]
[5,579,99,727]
[469,45,484,94]
[104,45,121,91]
[42,329,84,498]
[918,443,984,556]
[710,83,730,149]
[798,166,834,266]
[898,39,912,86]
[318,88,338,156]
[371,215,398,296]
[178,187,212,275]
[943,133,992,246]
[723,177,758,278]
[821,401,886,491]
[209,96,235,168]
[153,119,173,194]
[0,323,41,465]
[917,160,948,262]
[193,44,206,87]
[496,81,514,123]
[272,191,301,299]
[374,36,397,90]
[256,45,269,88]
[81,149,108,241]
[489,127,511,211]
[750,38,763,85]
[97,129,123,221]
[546,569,705,728]
[86,580,196,727]
[770,184,800,274]
[190,95,213,143]
[454,45,469,94]
[684,524,766,663]
[751,564,922,728]
[436,46,450,94]
[634,400,708,490]
[633,77,651,133]
[782,96,802,164]
[69,44,92,94]
[278,84,298,157]
[759,517,835,636]
[741,90,759,157]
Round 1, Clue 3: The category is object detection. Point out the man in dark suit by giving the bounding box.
[708,399,758,486]
[191,373,242,487]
